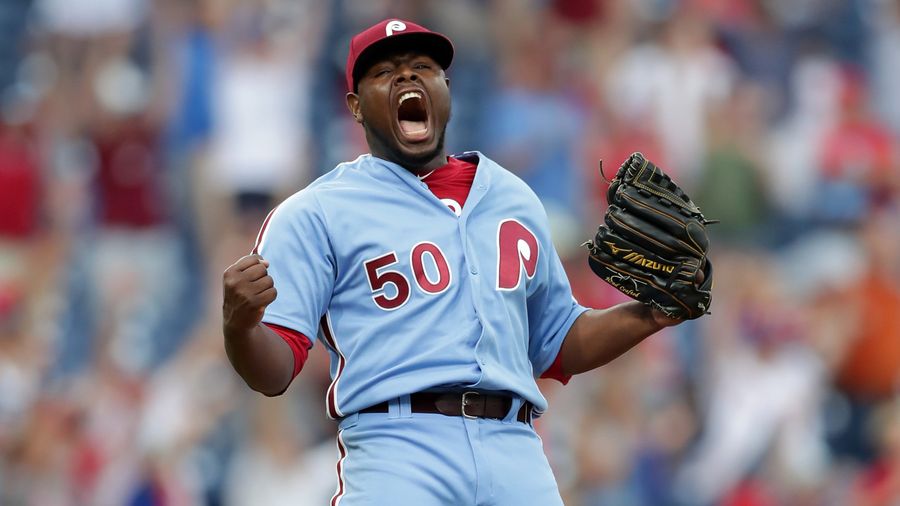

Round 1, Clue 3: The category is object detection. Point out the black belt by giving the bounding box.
[359,391,532,423]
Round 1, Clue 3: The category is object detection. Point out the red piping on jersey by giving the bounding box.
[320,313,346,419]
[331,431,348,506]
[252,206,278,255]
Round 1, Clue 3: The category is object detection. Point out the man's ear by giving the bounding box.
[346,93,363,123]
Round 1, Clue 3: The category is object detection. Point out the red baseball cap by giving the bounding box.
[346,19,454,93]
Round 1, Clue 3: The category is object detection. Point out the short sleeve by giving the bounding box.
[255,193,336,342]
[526,238,589,377]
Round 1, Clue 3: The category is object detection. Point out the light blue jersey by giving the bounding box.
[257,151,587,420]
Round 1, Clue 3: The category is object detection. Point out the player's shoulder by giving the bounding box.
[300,154,376,191]
[260,155,368,220]
[471,151,543,201]
[273,155,376,208]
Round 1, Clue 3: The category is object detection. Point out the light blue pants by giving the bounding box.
[331,395,564,505]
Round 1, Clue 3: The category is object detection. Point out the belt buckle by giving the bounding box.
[461,391,479,419]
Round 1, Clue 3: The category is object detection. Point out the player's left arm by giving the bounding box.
[556,302,680,376]
[523,189,684,380]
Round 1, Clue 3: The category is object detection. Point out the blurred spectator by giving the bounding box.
[0,117,40,239]
[157,0,216,157]
[482,21,588,257]
[1,397,83,504]
[0,284,50,466]
[765,51,843,227]
[715,0,797,122]
[223,396,336,506]
[135,333,241,504]
[582,102,668,229]
[90,68,166,229]
[824,210,900,463]
[604,3,736,184]
[205,0,318,235]
[88,57,181,369]
[813,68,898,225]
[695,83,773,245]
[833,210,900,400]
[572,362,644,506]
[674,251,828,504]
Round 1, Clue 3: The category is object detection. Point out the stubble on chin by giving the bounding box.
[368,125,447,172]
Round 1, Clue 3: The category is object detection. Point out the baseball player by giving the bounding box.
[222,19,690,505]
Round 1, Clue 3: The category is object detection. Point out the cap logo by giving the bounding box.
[385,20,406,36]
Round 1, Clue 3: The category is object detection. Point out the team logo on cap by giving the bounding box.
[386,20,406,36]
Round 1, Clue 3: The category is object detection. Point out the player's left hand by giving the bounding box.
[585,152,715,320]
[650,308,683,328]
[649,263,706,327]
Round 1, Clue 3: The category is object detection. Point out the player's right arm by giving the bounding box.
[222,254,294,396]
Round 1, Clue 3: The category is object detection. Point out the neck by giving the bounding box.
[365,130,447,175]
[411,152,449,173]
[370,147,447,175]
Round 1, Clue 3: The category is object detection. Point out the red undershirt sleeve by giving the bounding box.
[263,322,312,380]
[539,352,571,385]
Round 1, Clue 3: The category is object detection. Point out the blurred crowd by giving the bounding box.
[1,0,899,504]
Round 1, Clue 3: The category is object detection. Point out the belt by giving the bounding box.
[359,391,532,423]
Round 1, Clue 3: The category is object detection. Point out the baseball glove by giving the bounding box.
[584,153,715,320]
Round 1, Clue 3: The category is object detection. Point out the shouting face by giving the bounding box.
[347,49,451,173]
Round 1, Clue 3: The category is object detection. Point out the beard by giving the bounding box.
[364,109,451,173]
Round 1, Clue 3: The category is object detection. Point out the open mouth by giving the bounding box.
[396,90,430,142]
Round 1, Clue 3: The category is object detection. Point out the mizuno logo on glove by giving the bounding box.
[621,252,675,273]
[603,241,630,255]
[603,241,675,273]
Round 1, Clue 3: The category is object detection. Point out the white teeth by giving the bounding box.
[399,91,422,105]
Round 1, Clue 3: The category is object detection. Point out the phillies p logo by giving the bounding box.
[385,20,406,36]
[496,219,539,290]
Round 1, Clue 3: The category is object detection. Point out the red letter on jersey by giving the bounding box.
[364,252,411,310]
[496,219,539,290]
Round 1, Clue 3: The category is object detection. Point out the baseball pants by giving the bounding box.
[331,395,564,505]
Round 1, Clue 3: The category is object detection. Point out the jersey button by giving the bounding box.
[470,266,478,275]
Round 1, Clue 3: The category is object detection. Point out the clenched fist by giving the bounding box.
[223,254,277,332]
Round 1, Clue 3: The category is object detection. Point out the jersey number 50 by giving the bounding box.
[364,242,452,310]
[363,220,539,311]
